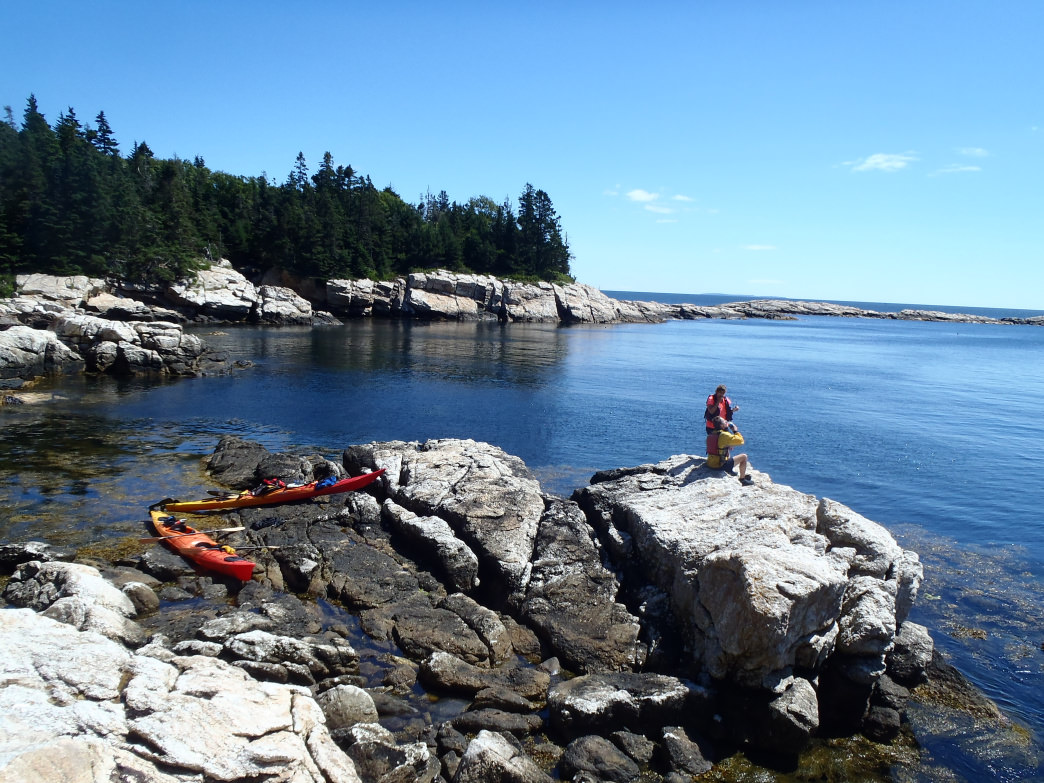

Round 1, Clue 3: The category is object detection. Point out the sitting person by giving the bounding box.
[706,416,754,485]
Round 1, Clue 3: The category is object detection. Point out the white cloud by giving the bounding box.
[957,147,989,157]
[645,204,674,214]
[672,194,694,202]
[845,152,918,172]
[603,188,619,196]
[626,188,660,202]
[930,164,982,176]
[656,218,678,224]
[743,245,777,251]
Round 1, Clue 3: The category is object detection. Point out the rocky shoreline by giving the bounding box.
[0,436,1005,782]
[3,265,1041,385]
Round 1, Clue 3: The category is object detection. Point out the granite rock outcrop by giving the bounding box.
[0,437,962,781]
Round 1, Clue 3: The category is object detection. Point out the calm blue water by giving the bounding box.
[2,301,1043,780]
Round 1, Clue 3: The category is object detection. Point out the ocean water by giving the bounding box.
[2,297,1043,780]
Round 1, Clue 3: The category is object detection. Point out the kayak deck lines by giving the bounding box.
[157,469,386,513]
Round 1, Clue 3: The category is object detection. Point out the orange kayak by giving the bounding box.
[159,469,385,513]
[148,510,256,581]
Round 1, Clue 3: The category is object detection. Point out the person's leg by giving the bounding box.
[735,454,748,479]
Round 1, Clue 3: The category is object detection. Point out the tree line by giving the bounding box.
[0,95,573,293]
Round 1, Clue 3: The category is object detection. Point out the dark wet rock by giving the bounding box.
[452,708,545,736]
[521,498,643,673]
[419,650,550,702]
[120,581,160,615]
[660,726,713,777]
[719,676,820,756]
[887,620,934,686]
[610,730,656,765]
[158,585,193,601]
[470,686,538,713]
[547,672,711,740]
[862,704,902,741]
[0,541,76,573]
[439,592,514,666]
[385,594,491,664]
[436,722,469,755]
[368,689,420,718]
[452,729,554,783]
[560,734,641,782]
[872,674,911,712]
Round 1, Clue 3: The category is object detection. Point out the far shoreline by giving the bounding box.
[601,290,1044,321]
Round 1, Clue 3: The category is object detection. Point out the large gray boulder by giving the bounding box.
[346,438,545,609]
[572,454,927,750]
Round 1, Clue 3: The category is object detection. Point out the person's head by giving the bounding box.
[713,416,727,430]
[715,384,727,399]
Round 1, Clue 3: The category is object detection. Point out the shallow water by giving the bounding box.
[2,311,1043,780]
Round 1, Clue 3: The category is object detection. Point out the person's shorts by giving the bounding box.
[721,456,735,472]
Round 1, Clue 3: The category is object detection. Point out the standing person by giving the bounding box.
[705,384,739,434]
[706,416,754,485]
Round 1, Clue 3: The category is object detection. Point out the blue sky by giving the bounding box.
[3,1,1042,309]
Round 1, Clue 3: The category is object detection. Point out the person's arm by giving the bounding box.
[719,431,745,447]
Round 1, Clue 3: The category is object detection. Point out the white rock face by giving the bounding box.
[502,281,560,321]
[553,282,648,323]
[257,285,314,324]
[2,561,144,647]
[403,271,502,320]
[0,608,361,783]
[575,455,921,690]
[166,259,258,319]
[16,274,107,306]
[0,324,83,376]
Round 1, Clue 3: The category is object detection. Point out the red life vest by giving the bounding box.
[706,432,720,456]
[705,394,732,427]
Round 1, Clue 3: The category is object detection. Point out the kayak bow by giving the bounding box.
[148,510,255,581]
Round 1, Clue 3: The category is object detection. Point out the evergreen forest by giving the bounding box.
[0,96,573,293]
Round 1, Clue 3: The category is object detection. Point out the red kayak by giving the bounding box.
[159,469,385,513]
[148,510,256,581]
